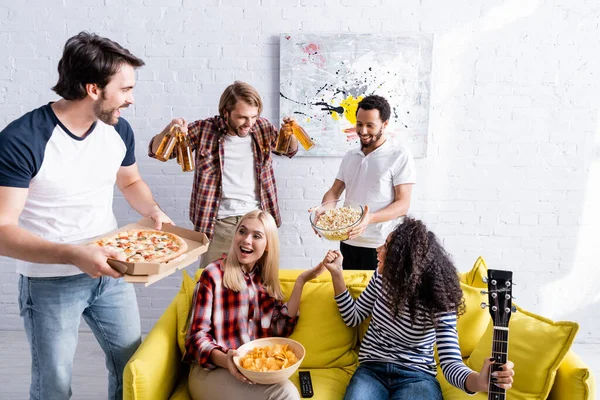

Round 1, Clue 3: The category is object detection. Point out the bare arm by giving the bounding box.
[285,262,326,316]
[348,183,413,240]
[323,250,346,295]
[0,186,122,278]
[368,183,413,223]
[321,179,346,204]
[116,163,173,230]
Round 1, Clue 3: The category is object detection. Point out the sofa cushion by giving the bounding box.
[280,270,370,369]
[460,256,488,288]
[289,367,355,400]
[456,282,490,357]
[467,305,579,399]
[548,350,596,400]
[436,360,487,400]
[176,270,196,355]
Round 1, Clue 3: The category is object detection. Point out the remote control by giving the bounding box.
[298,371,314,398]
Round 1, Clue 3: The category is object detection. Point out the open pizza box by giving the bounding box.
[96,218,208,286]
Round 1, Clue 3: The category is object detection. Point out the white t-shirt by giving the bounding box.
[217,134,260,219]
[0,104,136,277]
[336,140,416,248]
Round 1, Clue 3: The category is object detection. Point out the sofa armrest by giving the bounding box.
[124,300,185,400]
[548,349,596,400]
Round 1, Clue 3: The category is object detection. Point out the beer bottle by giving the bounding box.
[289,120,315,151]
[155,125,179,162]
[177,130,195,172]
[273,123,293,155]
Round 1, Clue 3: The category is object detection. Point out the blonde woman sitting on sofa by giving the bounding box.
[323,217,515,400]
[183,210,325,400]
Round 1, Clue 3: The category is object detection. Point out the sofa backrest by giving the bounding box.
[279,270,372,369]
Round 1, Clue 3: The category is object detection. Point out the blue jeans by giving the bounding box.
[18,274,142,400]
[344,362,443,400]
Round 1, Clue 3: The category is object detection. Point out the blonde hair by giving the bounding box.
[218,81,263,117]
[222,210,283,300]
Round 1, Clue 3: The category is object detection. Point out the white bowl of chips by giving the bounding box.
[310,199,364,241]
[233,337,305,384]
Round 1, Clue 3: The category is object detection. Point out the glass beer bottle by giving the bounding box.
[155,125,179,162]
[177,130,195,172]
[273,123,293,155]
[289,120,315,151]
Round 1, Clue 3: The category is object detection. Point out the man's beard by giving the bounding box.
[94,92,128,126]
[360,128,384,150]
[225,115,251,137]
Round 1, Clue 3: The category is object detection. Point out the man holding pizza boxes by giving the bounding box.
[0,32,172,400]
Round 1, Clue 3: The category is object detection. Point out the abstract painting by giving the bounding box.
[280,33,433,157]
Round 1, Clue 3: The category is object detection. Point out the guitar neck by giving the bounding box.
[488,326,508,400]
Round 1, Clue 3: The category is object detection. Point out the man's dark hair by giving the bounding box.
[356,95,391,122]
[52,32,145,101]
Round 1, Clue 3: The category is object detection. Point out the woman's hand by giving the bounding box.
[470,358,514,392]
[226,349,254,384]
[323,250,343,273]
[298,261,326,283]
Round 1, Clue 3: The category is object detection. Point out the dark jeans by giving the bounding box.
[344,362,443,400]
[340,242,378,270]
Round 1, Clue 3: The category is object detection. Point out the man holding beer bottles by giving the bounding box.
[149,81,300,267]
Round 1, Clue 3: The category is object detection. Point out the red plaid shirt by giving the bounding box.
[148,116,296,239]
[183,257,298,369]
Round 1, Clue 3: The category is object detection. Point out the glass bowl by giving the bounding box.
[233,337,305,384]
[309,199,364,241]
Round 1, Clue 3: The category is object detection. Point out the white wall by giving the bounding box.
[1,0,599,346]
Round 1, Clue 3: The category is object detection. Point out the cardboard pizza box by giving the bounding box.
[91,218,208,280]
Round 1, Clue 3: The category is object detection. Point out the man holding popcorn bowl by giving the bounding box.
[312,95,416,270]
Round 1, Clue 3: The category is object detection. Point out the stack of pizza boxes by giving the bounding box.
[95,218,209,286]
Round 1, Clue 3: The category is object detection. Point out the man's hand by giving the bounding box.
[226,349,254,384]
[348,205,370,240]
[308,206,323,237]
[68,244,125,279]
[148,207,174,230]
[166,118,188,133]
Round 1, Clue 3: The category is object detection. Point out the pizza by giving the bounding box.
[93,229,188,263]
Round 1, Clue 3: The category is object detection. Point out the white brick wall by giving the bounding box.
[1,0,599,346]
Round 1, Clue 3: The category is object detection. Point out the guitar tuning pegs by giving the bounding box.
[482,277,488,283]
[480,290,489,295]
[512,306,517,313]
[480,302,489,309]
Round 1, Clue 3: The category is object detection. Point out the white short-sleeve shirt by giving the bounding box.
[0,104,136,277]
[336,140,416,248]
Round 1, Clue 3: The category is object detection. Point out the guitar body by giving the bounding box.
[485,269,514,400]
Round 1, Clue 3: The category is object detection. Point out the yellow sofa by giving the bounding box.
[124,258,595,400]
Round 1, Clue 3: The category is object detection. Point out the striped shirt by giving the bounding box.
[183,257,297,369]
[335,270,474,392]
[148,116,296,240]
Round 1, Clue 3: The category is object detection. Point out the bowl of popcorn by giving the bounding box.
[309,199,364,241]
[233,337,305,384]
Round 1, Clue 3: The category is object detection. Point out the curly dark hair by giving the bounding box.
[381,217,465,327]
[356,95,391,122]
